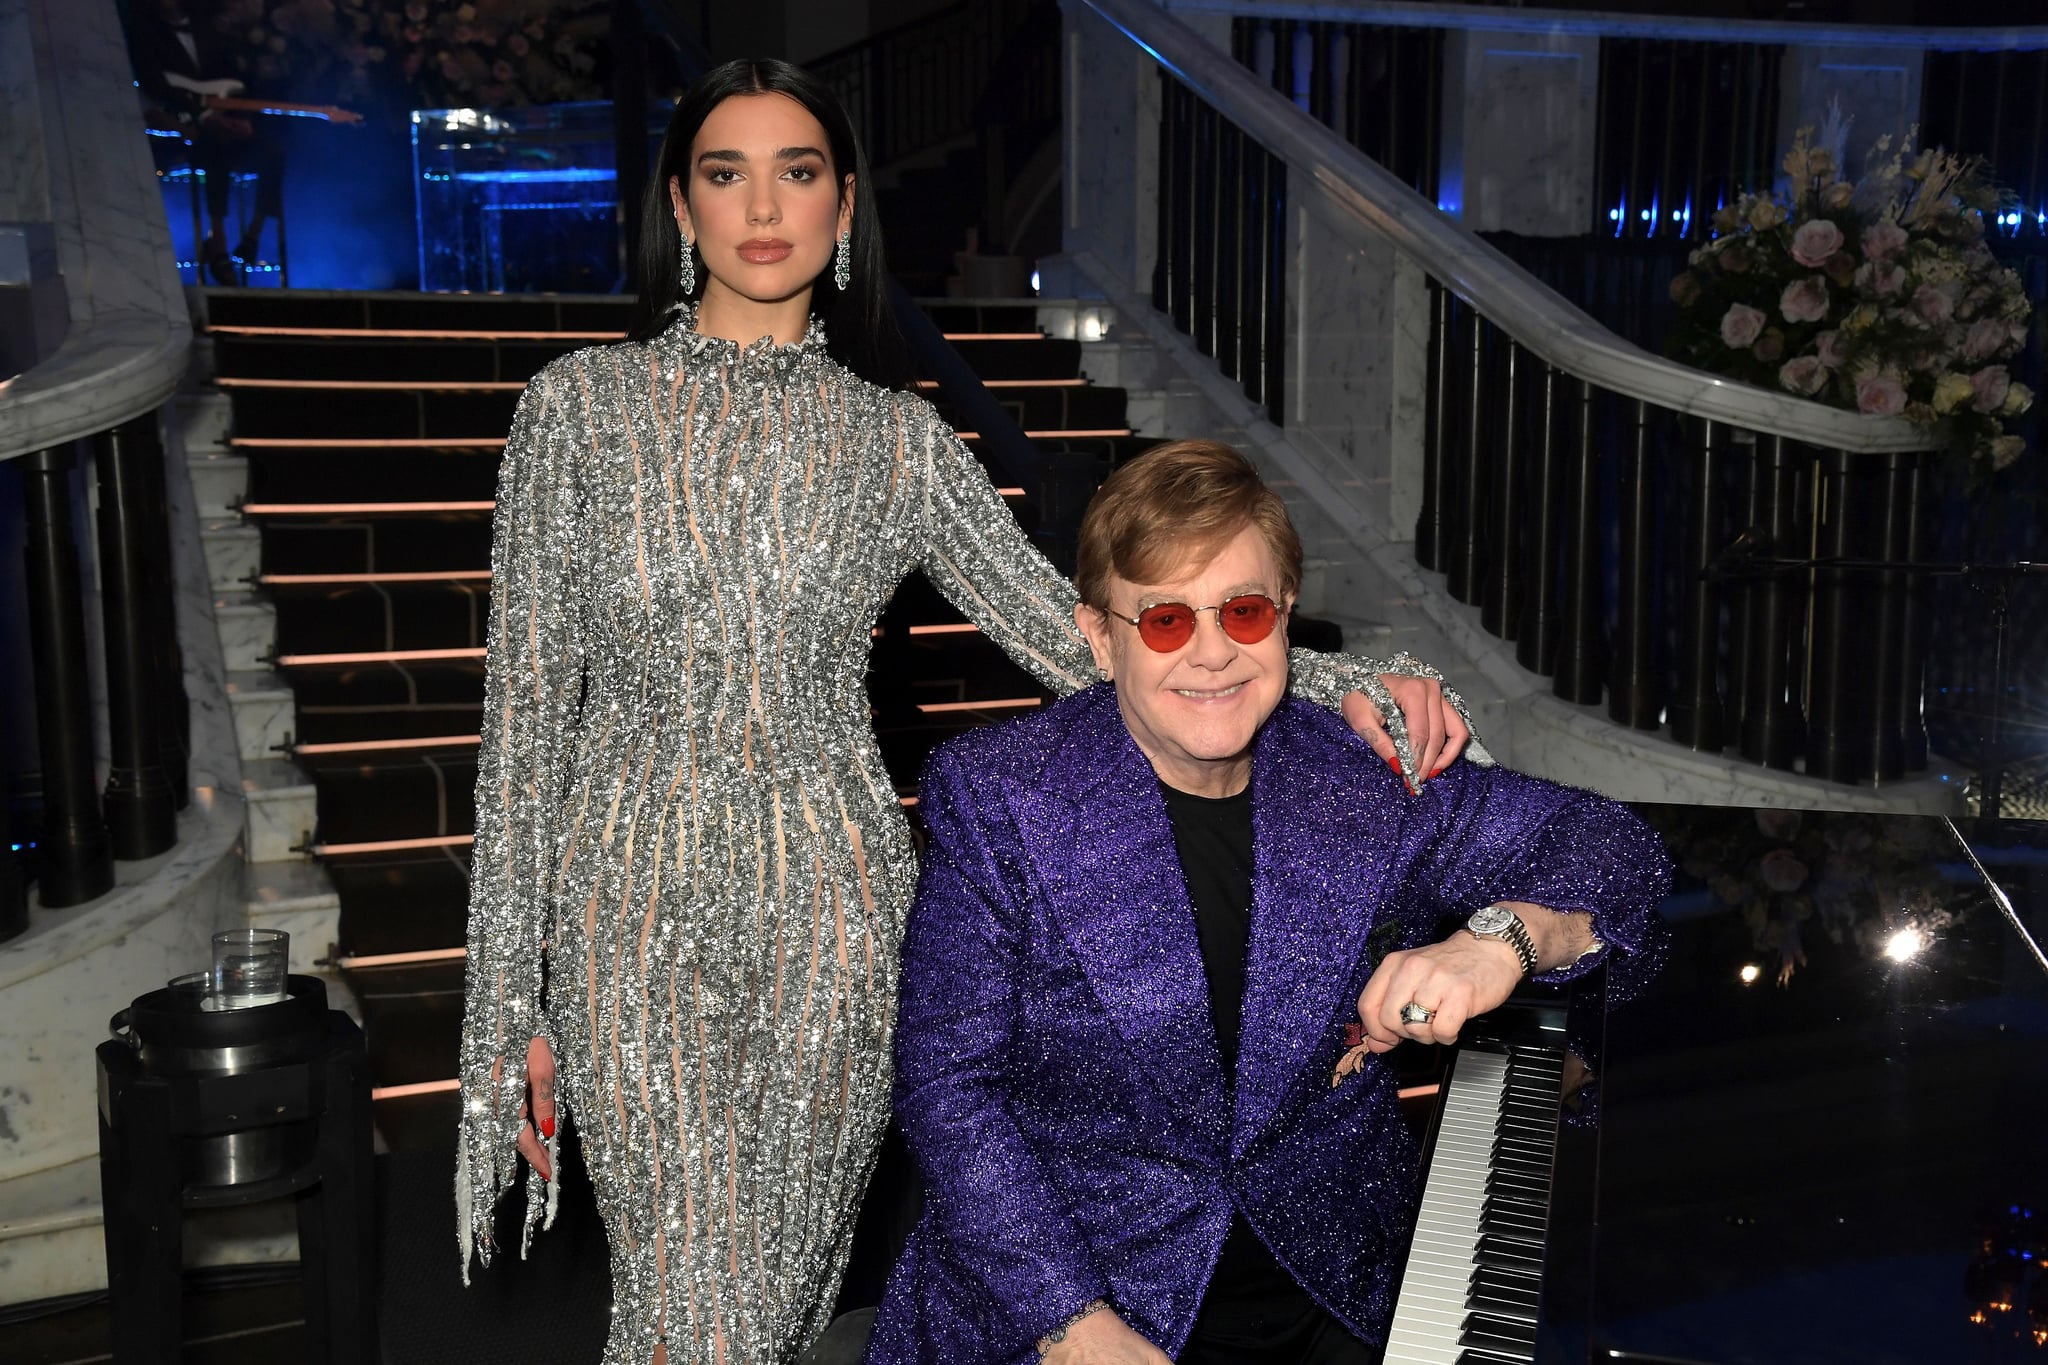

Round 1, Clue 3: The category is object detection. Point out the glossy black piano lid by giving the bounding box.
[1560,808,2048,1365]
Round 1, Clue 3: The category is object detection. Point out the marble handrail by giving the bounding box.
[1082,0,1942,454]
[1164,0,2048,52]
[0,0,190,463]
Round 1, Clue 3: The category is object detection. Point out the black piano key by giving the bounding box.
[1473,1266,1543,1301]
[1481,1206,1549,1237]
[1470,1287,1540,1324]
[1484,1187,1548,1213]
[1457,1350,1532,1365]
[1461,1313,1539,1353]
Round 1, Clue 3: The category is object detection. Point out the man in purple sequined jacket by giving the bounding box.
[864,442,1671,1365]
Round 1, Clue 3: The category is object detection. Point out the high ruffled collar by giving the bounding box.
[653,301,828,370]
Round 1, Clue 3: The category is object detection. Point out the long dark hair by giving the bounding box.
[626,59,908,390]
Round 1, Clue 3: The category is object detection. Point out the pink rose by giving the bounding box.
[1855,260,1907,296]
[1760,849,1809,893]
[1856,373,1907,416]
[1780,275,1830,324]
[1753,331,1785,363]
[1779,355,1827,395]
[1964,318,2009,362]
[1861,220,1909,261]
[1911,283,1955,326]
[1790,219,1844,267]
[1970,365,2012,413]
[1815,330,1848,367]
[1719,244,1753,274]
[1720,303,1767,349]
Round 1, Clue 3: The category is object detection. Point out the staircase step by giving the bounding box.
[174,389,235,454]
[187,450,249,519]
[245,447,500,503]
[226,668,296,760]
[257,514,494,577]
[199,519,261,590]
[241,856,343,976]
[240,756,318,862]
[214,335,576,384]
[301,745,480,847]
[227,385,522,441]
[214,591,276,672]
[268,577,490,657]
[203,288,633,333]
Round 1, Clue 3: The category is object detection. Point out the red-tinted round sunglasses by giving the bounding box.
[1099,593,1286,653]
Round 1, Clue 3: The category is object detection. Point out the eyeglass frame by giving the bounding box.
[1092,592,1289,652]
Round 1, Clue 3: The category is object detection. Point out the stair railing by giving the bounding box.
[0,0,194,929]
[1071,0,1954,786]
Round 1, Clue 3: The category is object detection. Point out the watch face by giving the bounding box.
[1469,903,1517,935]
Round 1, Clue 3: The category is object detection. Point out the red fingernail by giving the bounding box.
[1429,765,1446,779]
[1387,756,1404,775]
[539,1116,555,1140]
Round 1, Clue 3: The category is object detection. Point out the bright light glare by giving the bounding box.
[1738,963,1761,984]
[1884,926,1929,962]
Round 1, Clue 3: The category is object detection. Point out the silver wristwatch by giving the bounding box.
[1466,903,1538,977]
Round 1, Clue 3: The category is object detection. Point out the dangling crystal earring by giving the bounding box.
[833,229,851,291]
[678,233,697,295]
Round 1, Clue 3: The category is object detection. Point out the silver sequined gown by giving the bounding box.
[455,308,1440,1365]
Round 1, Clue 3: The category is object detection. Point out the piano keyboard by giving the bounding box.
[1382,1036,1567,1365]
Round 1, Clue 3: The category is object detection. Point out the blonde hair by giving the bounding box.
[1073,439,1302,608]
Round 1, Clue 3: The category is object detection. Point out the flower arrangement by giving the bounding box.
[1667,107,2036,475]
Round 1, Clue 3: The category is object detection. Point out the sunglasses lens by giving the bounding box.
[1218,595,1279,644]
[1134,604,1196,652]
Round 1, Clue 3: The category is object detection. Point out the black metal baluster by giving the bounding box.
[1416,280,1452,569]
[22,445,113,907]
[1739,435,1804,770]
[1218,124,1244,383]
[1422,30,1443,200]
[1446,309,1488,604]
[93,420,177,860]
[1807,449,1871,783]
[1668,417,1727,751]
[1863,451,1918,782]
[1610,400,1659,728]
[1554,379,1605,705]
[1516,364,1566,675]
[1264,158,1288,427]
[1194,100,1219,358]
[1243,146,1268,409]
[1175,83,1198,335]
[1481,341,1524,639]
[1897,451,1930,771]
[1153,71,1174,312]
[1309,22,1335,125]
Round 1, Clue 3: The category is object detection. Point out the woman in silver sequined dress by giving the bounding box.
[455,60,1474,1365]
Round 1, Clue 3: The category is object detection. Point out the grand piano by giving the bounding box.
[1384,808,2048,1365]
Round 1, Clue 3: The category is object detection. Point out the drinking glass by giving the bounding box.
[211,929,290,1008]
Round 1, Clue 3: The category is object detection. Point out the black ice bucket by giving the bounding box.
[107,974,330,1189]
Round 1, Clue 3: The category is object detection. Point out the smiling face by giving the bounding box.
[1077,524,1293,798]
[669,91,852,312]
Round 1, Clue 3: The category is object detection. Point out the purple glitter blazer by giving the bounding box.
[864,686,1671,1364]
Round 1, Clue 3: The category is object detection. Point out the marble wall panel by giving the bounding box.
[1062,0,1160,293]
[1778,44,1924,176]
[1441,30,1599,237]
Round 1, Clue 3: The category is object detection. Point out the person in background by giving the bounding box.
[125,0,285,283]
[866,440,1671,1365]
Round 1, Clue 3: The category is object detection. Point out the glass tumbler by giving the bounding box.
[211,928,290,1008]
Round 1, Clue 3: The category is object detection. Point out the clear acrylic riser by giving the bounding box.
[412,101,670,294]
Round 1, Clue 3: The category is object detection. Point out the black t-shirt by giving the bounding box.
[1160,781,1336,1350]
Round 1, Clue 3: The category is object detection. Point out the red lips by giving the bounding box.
[737,238,794,264]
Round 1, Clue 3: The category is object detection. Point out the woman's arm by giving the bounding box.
[908,400,1481,778]
[895,741,1114,1356]
[456,358,586,1280]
